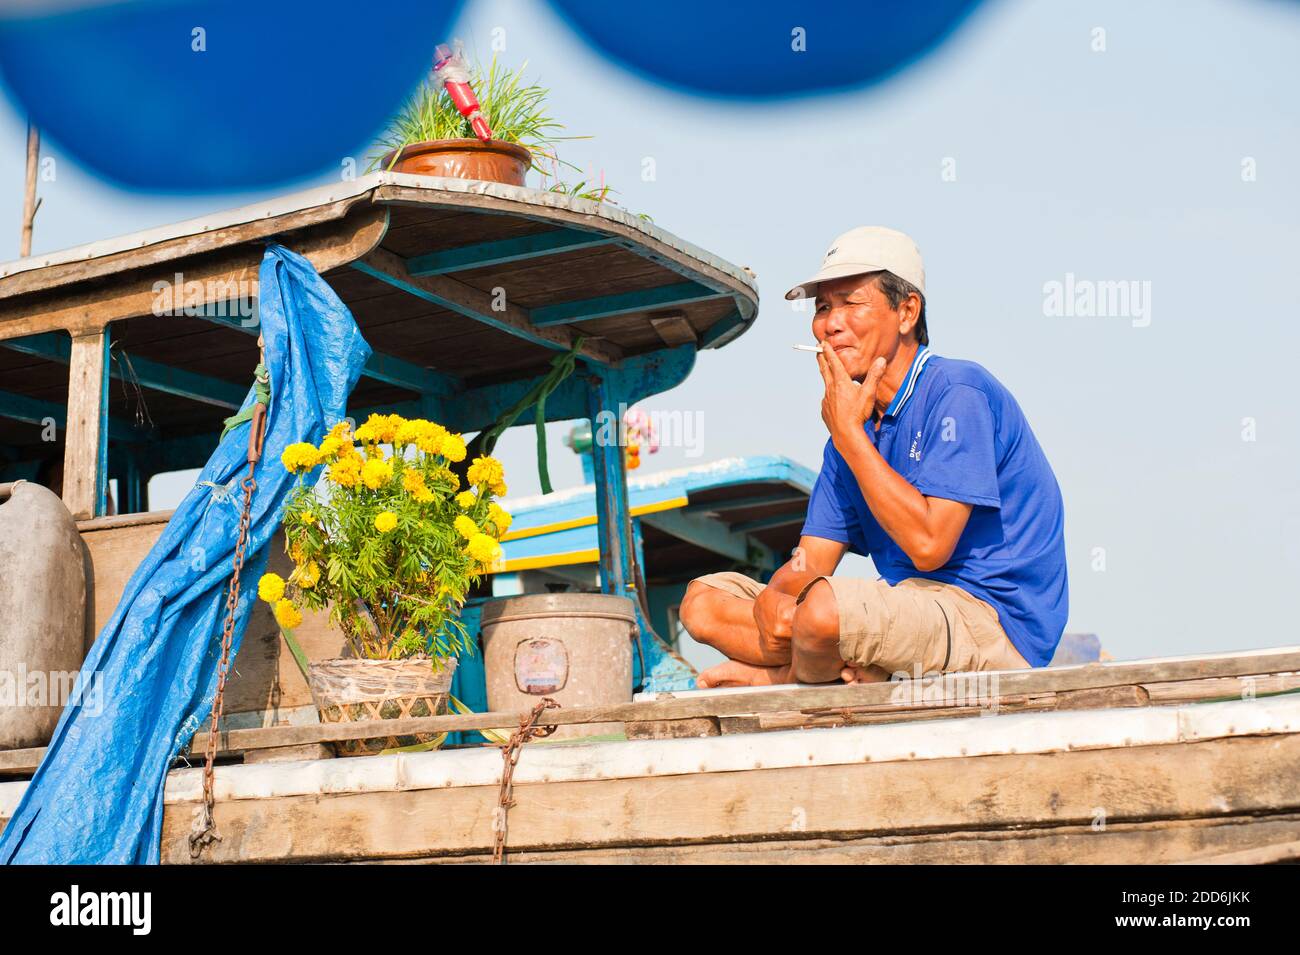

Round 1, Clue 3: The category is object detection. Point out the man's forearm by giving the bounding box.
[836,431,944,567]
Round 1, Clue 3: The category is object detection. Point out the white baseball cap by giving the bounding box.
[784,226,925,301]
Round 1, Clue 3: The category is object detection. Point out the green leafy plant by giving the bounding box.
[257,413,512,663]
[373,56,576,167]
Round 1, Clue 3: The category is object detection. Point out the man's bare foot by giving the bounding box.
[697,659,793,689]
[839,664,893,684]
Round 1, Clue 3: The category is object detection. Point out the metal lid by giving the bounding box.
[478,592,638,627]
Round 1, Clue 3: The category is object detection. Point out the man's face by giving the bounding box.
[811,274,903,381]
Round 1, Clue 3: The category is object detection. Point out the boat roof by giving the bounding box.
[498,455,815,579]
[0,173,760,463]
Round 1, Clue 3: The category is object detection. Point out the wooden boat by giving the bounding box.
[1,175,1297,864]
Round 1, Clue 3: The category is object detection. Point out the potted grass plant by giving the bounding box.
[374,51,574,187]
[258,413,512,756]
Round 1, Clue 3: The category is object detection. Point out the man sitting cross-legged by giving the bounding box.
[680,226,1068,688]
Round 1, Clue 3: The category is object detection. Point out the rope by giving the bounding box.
[219,362,271,442]
[493,698,561,864]
[470,338,585,494]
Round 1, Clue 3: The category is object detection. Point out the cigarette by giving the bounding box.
[792,344,824,353]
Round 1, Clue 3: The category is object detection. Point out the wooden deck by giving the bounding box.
[4,647,1297,864]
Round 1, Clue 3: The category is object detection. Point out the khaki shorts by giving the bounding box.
[692,571,1030,674]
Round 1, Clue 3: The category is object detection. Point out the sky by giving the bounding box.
[2,0,1298,663]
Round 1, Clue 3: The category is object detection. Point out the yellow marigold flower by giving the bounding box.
[273,598,303,630]
[414,422,449,456]
[317,435,343,459]
[257,572,285,604]
[395,418,433,448]
[466,532,502,564]
[467,455,504,490]
[491,479,507,497]
[454,514,479,540]
[488,502,512,536]
[439,432,467,463]
[292,561,321,589]
[327,420,352,441]
[361,457,393,490]
[455,490,476,508]
[299,509,315,525]
[280,442,319,473]
[328,457,361,488]
[354,412,398,444]
[402,469,426,494]
[374,511,398,533]
[413,487,434,504]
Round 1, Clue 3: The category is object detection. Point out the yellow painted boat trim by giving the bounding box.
[499,495,688,543]
[492,547,601,573]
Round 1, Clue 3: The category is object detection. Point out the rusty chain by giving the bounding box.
[493,697,560,865]
[189,400,267,859]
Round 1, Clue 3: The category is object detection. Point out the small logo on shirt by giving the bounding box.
[909,430,922,461]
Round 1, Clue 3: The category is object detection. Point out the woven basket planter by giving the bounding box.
[307,656,457,758]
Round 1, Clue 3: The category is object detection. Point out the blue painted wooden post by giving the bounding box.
[585,370,696,692]
[122,451,144,514]
[585,371,633,597]
[447,599,490,747]
[96,331,110,517]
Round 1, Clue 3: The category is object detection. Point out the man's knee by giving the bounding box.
[792,578,840,644]
[679,579,717,641]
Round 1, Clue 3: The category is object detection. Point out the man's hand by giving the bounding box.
[753,586,796,658]
[818,347,886,451]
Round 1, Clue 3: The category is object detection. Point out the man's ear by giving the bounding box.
[897,293,920,338]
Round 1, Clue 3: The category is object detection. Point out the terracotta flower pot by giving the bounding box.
[382,138,532,186]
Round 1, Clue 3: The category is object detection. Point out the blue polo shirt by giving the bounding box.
[802,347,1068,667]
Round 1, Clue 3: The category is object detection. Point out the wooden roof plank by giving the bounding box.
[406,226,612,275]
[2,332,246,411]
[0,386,145,443]
[353,246,623,366]
[530,280,728,327]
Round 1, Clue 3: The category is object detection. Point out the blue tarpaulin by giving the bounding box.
[0,244,370,864]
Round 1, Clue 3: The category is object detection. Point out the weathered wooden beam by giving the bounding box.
[530,281,725,328]
[685,492,807,515]
[3,661,1299,776]
[155,733,1300,864]
[352,247,622,365]
[730,512,806,534]
[341,814,1300,865]
[0,194,382,302]
[2,332,246,410]
[649,311,698,347]
[641,506,754,562]
[700,307,748,349]
[405,227,611,275]
[63,330,109,519]
[192,306,459,399]
[161,648,1300,757]
[0,203,389,341]
[0,388,141,444]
